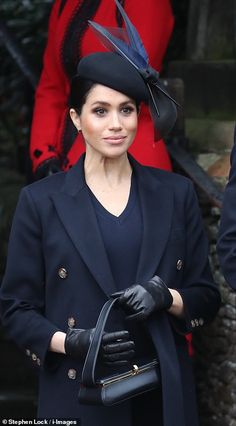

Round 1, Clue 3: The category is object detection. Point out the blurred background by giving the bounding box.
[0,0,235,424]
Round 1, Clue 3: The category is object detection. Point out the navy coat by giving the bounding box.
[0,155,220,426]
[217,127,236,290]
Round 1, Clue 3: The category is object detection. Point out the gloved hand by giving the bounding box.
[111,275,173,321]
[34,158,61,180]
[65,328,135,366]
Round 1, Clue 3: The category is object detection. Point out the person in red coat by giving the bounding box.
[30,0,174,179]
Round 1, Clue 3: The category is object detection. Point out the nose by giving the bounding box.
[109,111,122,130]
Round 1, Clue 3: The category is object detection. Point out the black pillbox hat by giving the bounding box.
[76,52,149,103]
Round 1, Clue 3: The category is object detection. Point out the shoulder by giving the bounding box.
[133,163,198,213]
[21,171,67,203]
[139,163,193,193]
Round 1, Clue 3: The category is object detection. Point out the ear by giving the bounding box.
[69,108,81,131]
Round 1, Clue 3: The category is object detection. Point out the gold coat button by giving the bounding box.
[195,319,199,327]
[176,260,183,270]
[191,320,195,328]
[68,317,76,328]
[58,267,68,279]
[32,353,37,361]
[68,369,77,380]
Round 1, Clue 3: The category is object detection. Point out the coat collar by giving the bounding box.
[51,154,173,296]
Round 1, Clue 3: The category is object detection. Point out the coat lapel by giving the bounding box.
[130,157,174,282]
[51,156,117,297]
[51,155,174,295]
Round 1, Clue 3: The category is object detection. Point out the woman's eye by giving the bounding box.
[94,108,106,116]
[121,106,135,114]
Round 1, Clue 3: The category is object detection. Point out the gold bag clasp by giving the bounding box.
[132,364,139,375]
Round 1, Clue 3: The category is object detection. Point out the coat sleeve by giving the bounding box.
[124,0,174,70]
[173,180,221,333]
[29,0,68,172]
[0,187,60,367]
[217,128,236,290]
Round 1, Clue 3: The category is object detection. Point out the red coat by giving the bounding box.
[30,0,174,173]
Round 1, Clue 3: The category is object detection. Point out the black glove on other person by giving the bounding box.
[34,158,61,180]
[65,328,135,366]
[111,275,173,321]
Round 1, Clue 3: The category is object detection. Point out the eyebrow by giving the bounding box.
[91,100,135,107]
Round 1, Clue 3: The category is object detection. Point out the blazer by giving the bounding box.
[30,0,174,173]
[0,155,221,426]
[217,126,236,290]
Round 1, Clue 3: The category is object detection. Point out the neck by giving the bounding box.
[84,152,132,188]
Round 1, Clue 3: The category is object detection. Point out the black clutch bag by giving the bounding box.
[78,298,161,406]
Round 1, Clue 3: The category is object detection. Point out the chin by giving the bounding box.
[104,141,133,157]
[102,147,129,159]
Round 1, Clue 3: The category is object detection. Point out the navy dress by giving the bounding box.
[88,174,161,425]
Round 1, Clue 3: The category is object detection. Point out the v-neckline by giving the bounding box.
[87,174,136,223]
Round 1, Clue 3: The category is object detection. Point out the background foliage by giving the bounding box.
[0,1,53,278]
[0,0,53,174]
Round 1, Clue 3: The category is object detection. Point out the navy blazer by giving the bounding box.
[217,126,236,290]
[0,155,220,426]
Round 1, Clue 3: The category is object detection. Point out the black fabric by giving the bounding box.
[61,0,102,80]
[58,0,67,16]
[34,158,61,180]
[132,389,163,426]
[116,0,126,26]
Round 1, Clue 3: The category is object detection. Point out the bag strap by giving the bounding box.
[81,298,118,386]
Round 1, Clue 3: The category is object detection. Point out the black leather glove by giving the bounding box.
[65,328,135,366]
[111,275,173,321]
[34,158,61,180]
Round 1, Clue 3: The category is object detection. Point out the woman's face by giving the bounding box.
[70,84,138,159]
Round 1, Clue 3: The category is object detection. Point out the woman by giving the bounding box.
[0,4,220,425]
[30,0,174,179]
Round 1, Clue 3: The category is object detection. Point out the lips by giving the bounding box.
[103,135,126,144]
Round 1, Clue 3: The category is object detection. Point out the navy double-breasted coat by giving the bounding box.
[0,155,220,426]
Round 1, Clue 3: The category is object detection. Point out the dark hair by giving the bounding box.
[69,76,140,116]
[69,77,96,115]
